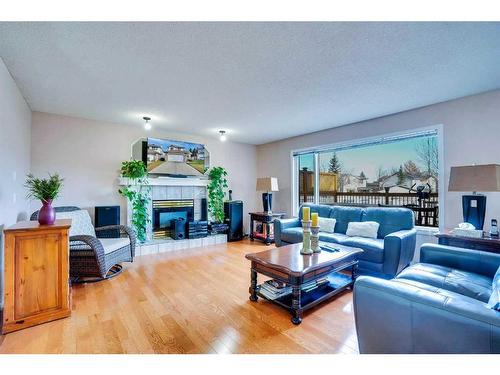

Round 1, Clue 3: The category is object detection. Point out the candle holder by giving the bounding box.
[300,220,313,255]
[310,225,321,253]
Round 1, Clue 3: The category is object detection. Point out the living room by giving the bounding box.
[1,1,500,372]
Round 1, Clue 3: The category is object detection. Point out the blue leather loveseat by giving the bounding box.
[274,204,417,279]
[354,243,500,353]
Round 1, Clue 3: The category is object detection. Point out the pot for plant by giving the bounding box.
[38,199,56,225]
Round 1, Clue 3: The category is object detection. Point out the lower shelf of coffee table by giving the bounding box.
[256,272,353,312]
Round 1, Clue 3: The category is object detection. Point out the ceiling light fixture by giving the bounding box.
[143,116,152,130]
[219,130,227,142]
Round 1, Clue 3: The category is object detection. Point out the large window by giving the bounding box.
[294,129,440,227]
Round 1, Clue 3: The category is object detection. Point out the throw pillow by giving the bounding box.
[319,217,336,233]
[487,266,500,311]
[346,221,379,239]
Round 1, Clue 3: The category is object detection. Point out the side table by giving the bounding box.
[249,212,285,245]
[435,229,500,254]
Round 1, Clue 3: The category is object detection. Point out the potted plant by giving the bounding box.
[25,173,64,225]
[207,166,229,234]
[118,160,151,243]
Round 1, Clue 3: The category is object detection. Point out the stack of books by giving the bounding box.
[259,277,331,300]
[259,280,292,300]
[302,277,329,292]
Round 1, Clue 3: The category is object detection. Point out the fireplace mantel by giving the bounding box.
[118,176,209,187]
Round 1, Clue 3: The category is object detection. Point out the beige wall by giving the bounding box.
[257,89,500,232]
[31,112,258,231]
[0,59,32,309]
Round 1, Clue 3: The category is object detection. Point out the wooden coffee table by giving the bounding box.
[245,242,363,324]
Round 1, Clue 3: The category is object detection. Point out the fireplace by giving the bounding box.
[152,199,194,239]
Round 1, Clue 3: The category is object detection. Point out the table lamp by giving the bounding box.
[256,177,279,213]
[448,164,500,230]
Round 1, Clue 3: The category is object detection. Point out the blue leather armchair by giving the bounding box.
[354,243,500,353]
[274,204,417,278]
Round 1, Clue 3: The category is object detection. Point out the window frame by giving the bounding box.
[290,125,445,231]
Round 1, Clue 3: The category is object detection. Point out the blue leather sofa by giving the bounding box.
[354,243,500,353]
[274,204,417,279]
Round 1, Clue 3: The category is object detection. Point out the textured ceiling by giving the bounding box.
[1,22,499,144]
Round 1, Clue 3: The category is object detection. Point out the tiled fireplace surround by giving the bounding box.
[123,178,227,256]
[152,185,206,221]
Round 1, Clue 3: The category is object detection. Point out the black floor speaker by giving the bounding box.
[224,200,243,241]
[95,205,120,237]
[201,198,208,221]
[171,218,186,240]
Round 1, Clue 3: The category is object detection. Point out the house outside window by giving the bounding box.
[294,129,440,228]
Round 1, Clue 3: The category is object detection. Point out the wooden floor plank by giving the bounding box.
[0,239,359,354]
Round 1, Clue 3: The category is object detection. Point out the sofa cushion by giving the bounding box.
[391,278,485,301]
[396,263,493,303]
[362,207,414,238]
[343,237,385,263]
[280,227,303,244]
[100,238,131,255]
[488,266,500,311]
[330,206,365,234]
[346,221,379,239]
[319,232,349,244]
[319,217,336,233]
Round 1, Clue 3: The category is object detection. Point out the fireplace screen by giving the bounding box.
[152,199,194,239]
[159,211,187,229]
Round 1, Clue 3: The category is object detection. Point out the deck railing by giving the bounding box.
[299,191,439,227]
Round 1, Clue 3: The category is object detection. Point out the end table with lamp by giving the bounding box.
[253,177,284,244]
[448,164,500,230]
[256,177,279,213]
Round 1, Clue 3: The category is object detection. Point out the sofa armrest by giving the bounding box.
[274,217,301,247]
[353,276,500,353]
[420,243,500,278]
[382,228,417,277]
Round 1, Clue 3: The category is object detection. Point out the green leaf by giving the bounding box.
[25,173,64,201]
[118,159,151,243]
[206,166,228,223]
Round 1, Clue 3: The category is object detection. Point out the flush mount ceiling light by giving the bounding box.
[219,130,227,142]
[143,116,152,130]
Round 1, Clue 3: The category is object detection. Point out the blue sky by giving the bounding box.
[298,136,437,182]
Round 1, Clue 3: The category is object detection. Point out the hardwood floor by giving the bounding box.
[0,239,359,354]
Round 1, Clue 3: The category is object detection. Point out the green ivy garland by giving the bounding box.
[207,166,228,223]
[118,160,151,243]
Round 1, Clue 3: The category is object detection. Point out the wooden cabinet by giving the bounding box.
[2,219,72,334]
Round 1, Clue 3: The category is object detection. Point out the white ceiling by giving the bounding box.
[1,22,500,145]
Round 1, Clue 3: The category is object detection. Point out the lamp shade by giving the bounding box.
[256,177,279,192]
[448,164,500,192]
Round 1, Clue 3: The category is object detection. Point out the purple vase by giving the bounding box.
[38,199,56,225]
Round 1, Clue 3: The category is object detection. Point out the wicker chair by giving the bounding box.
[30,206,136,282]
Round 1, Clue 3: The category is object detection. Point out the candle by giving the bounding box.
[311,212,319,227]
[302,206,311,221]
